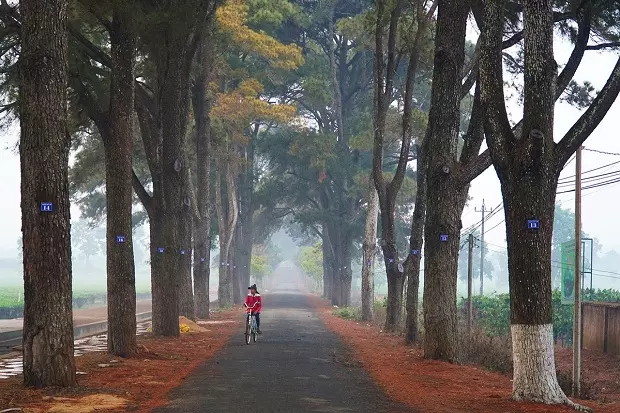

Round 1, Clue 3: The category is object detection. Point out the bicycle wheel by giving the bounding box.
[252,317,258,342]
[245,322,251,345]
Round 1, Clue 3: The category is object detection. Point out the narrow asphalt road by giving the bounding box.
[155,283,411,412]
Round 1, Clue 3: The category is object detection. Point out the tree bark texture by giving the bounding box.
[339,236,353,307]
[154,49,186,335]
[141,0,214,336]
[405,150,426,344]
[191,33,213,319]
[422,0,468,362]
[215,161,238,307]
[321,228,334,299]
[105,9,137,356]
[19,0,77,387]
[231,243,242,304]
[361,175,379,322]
[236,138,254,293]
[178,213,195,319]
[372,0,425,332]
[478,0,594,408]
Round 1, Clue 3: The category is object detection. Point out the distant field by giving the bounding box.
[0,285,152,319]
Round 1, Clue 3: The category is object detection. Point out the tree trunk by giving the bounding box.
[193,231,211,318]
[477,0,590,407]
[322,231,333,299]
[157,53,186,335]
[105,9,137,357]
[379,202,405,332]
[372,0,420,333]
[19,0,76,387]
[150,207,179,336]
[330,229,343,306]
[191,34,213,319]
[405,150,426,344]
[236,136,254,293]
[340,237,353,307]
[422,0,468,362]
[361,177,379,321]
[503,178,568,403]
[240,234,252,291]
[384,266,405,330]
[231,241,242,304]
[215,162,238,307]
[215,168,231,306]
[178,213,195,319]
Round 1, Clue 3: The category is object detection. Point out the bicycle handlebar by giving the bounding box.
[243,302,259,312]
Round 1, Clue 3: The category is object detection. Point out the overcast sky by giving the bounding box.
[0,27,619,297]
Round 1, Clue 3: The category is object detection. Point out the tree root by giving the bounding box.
[563,397,592,412]
[512,394,592,412]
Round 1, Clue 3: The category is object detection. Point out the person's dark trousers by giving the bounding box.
[254,312,260,330]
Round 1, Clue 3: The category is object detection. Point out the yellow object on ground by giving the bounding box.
[179,316,209,333]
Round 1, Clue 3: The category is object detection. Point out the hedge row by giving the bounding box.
[461,288,620,343]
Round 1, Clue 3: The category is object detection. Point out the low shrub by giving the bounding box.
[332,306,361,321]
[458,327,513,374]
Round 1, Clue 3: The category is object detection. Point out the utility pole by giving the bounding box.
[573,146,583,397]
[475,199,493,295]
[467,233,474,334]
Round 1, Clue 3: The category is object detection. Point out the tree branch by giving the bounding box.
[459,1,593,185]
[585,42,620,51]
[478,0,515,164]
[70,70,155,216]
[556,2,592,97]
[459,83,484,165]
[132,170,154,216]
[68,22,113,68]
[555,56,620,169]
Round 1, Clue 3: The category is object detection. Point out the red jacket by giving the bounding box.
[245,293,262,313]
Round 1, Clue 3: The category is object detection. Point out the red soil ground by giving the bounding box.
[0,309,237,412]
[310,295,620,413]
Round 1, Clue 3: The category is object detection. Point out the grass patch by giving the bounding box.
[332,306,361,321]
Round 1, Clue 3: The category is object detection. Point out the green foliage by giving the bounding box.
[298,243,323,289]
[465,288,620,341]
[332,306,360,320]
[469,294,511,337]
[250,252,269,283]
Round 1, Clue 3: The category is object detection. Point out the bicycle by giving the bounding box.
[243,302,259,345]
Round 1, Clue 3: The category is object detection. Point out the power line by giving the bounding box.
[558,160,620,182]
[485,218,505,234]
[473,172,620,237]
[582,147,620,156]
[481,241,620,281]
[558,169,620,187]
[461,157,620,241]
[460,203,502,237]
[557,176,620,194]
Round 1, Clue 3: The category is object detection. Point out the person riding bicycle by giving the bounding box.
[245,284,262,334]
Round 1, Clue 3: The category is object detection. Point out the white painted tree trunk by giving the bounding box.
[511,324,590,411]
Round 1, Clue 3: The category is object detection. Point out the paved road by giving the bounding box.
[156,288,411,413]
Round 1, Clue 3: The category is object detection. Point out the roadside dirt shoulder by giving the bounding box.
[309,296,618,413]
[0,310,237,412]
